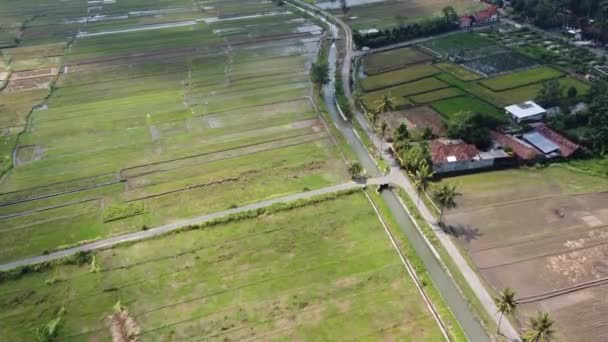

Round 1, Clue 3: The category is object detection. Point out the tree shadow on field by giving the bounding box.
[443,224,482,243]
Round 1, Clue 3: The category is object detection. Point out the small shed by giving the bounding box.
[505,101,546,123]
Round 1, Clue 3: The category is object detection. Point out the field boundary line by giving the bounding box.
[0,197,100,220]
[470,223,608,253]
[517,276,608,304]
[450,190,608,215]
[363,190,450,342]
[476,232,608,270]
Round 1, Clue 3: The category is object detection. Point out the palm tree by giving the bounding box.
[414,161,433,206]
[375,92,395,117]
[494,288,518,336]
[434,183,457,225]
[524,312,555,342]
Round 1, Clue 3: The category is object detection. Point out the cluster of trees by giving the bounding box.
[536,80,579,108]
[549,80,608,154]
[353,7,459,48]
[446,111,502,149]
[510,0,608,31]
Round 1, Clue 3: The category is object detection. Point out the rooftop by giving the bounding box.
[532,123,580,157]
[504,101,546,119]
[431,139,480,165]
[490,131,539,160]
[523,132,560,154]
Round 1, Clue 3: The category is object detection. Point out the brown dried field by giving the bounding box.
[440,167,608,341]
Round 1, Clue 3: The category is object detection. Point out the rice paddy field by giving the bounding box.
[357,32,591,131]
[0,191,447,341]
[437,166,608,341]
[0,0,351,263]
[313,0,487,31]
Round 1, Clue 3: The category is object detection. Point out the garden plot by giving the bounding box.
[419,32,502,60]
[327,0,487,30]
[360,64,439,91]
[0,1,348,263]
[0,192,445,341]
[461,51,537,77]
[479,65,563,91]
[431,95,503,121]
[437,166,608,341]
[362,77,448,110]
[364,47,433,75]
[410,87,464,105]
[436,62,482,81]
[398,106,446,136]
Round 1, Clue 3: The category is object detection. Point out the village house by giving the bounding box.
[459,6,499,28]
[490,130,540,162]
[524,123,580,158]
[430,139,510,175]
[504,101,546,123]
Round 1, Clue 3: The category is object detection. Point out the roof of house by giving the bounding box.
[504,101,546,119]
[475,6,498,20]
[490,131,539,160]
[430,139,480,165]
[523,132,560,154]
[533,123,580,157]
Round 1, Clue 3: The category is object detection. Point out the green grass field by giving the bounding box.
[479,66,564,91]
[362,77,448,110]
[360,64,439,91]
[0,0,350,263]
[0,192,445,341]
[431,95,504,121]
[410,87,465,105]
[333,0,487,30]
[364,47,433,75]
[436,62,483,81]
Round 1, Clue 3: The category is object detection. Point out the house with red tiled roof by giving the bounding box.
[430,139,501,174]
[460,6,499,28]
[490,131,539,161]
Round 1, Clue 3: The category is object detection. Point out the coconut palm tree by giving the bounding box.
[434,183,457,225]
[414,161,433,206]
[375,93,395,117]
[524,312,555,342]
[494,287,518,336]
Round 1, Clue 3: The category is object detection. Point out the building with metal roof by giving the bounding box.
[523,132,560,156]
[505,101,546,123]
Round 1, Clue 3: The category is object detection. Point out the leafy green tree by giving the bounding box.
[311,61,330,88]
[441,6,458,24]
[434,183,457,225]
[446,111,494,149]
[393,122,410,152]
[400,141,431,172]
[523,312,555,342]
[494,288,518,335]
[348,162,363,179]
[567,86,578,99]
[537,79,563,107]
